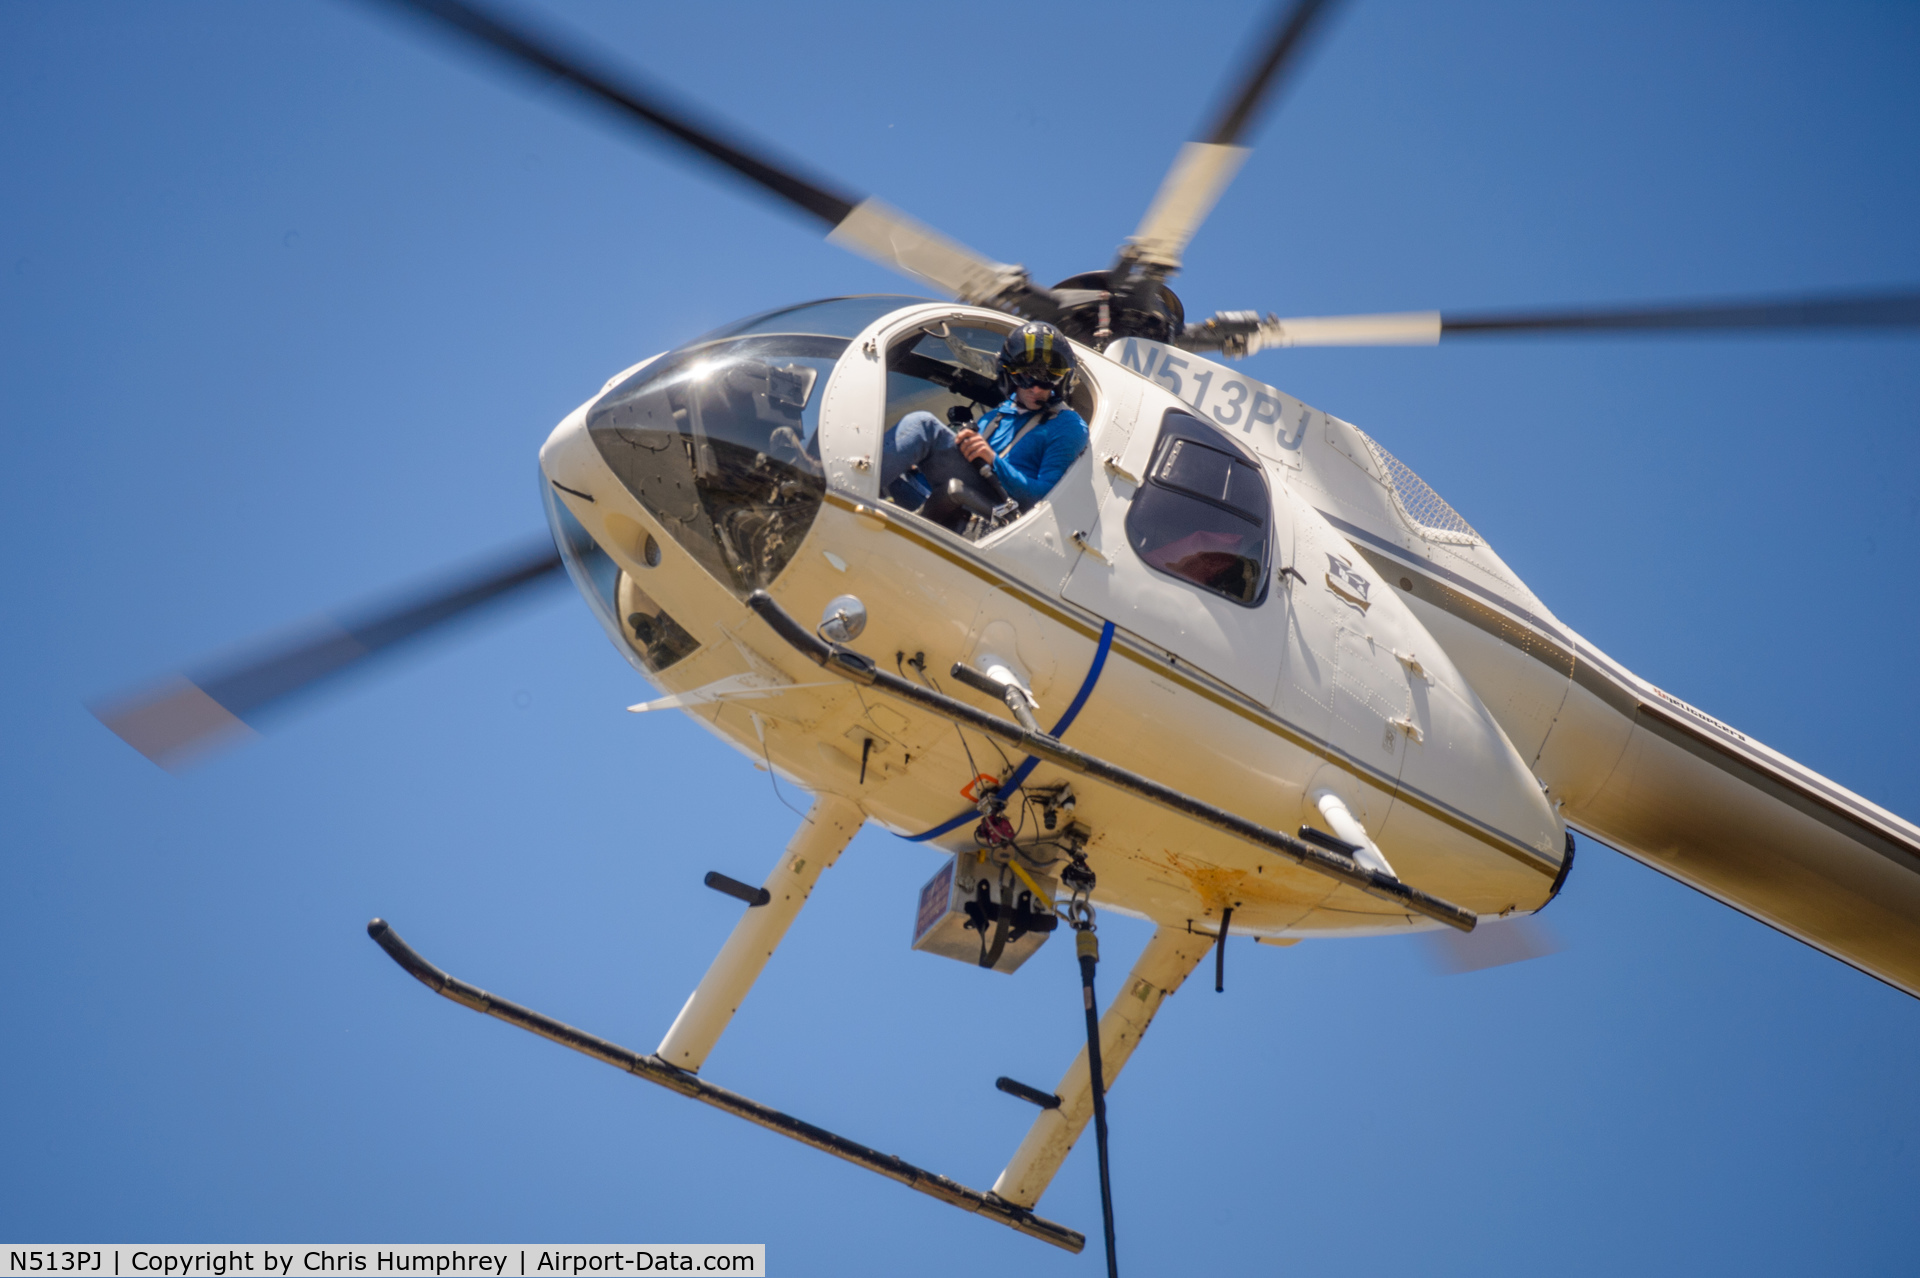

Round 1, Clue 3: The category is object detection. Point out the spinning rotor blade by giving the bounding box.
[1181,288,1920,355]
[1421,917,1563,976]
[1125,0,1341,271]
[91,538,565,771]
[365,0,1044,310]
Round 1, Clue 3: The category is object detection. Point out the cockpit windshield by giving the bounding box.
[587,331,846,596]
[698,295,929,343]
[544,480,699,675]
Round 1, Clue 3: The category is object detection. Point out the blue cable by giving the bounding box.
[903,620,1115,843]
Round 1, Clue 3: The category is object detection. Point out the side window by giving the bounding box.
[1125,412,1271,605]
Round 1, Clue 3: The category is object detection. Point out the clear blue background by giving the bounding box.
[3,1,1917,1273]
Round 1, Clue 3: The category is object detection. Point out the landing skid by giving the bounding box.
[365,919,1086,1254]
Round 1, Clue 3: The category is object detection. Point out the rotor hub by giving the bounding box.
[1047,270,1187,347]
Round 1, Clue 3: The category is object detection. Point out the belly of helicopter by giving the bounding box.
[563,484,1564,940]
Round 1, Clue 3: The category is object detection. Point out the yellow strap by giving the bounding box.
[1007,860,1057,914]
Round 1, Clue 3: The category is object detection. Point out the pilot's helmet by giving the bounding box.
[997,321,1078,407]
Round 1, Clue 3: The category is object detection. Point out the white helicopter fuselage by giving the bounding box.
[1108,331,1920,992]
[536,296,1920,986]
[406,287,1920,1242]
[537,298,1570,941]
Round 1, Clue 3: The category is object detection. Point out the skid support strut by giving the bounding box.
[993,925,1211,1209]
[659,794,862,1071]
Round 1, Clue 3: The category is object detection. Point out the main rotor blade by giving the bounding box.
[1444,290,1920,336]
[363,0,1041,309]
[1421,917,1563,975]
[91,538,566,771]
[1125,0,1341,271]
[1180,289,1920,354]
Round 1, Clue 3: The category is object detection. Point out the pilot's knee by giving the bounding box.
[892,411,954,452]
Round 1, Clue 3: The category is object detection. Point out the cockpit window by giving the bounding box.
[543,480,698,675]
[1125,411,1271,606]
[587,334,842,596]
[616,572,700,672]
[700,295,929,343]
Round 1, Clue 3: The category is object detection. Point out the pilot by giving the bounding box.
[882,321,1089,513]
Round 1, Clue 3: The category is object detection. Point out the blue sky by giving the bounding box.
[3,1,1918,1273]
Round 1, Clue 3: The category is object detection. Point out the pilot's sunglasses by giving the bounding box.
[1009,370,1061,389]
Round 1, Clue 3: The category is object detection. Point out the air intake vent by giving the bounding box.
[1359,433,1482,545]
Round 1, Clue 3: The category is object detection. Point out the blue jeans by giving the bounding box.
[881,411,956,507]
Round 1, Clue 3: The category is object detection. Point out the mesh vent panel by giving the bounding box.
[1360,433,1482,544]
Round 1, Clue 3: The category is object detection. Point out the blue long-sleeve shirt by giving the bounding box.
[976,399,1088,507]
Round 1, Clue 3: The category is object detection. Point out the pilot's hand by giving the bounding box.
[956,428,994,466]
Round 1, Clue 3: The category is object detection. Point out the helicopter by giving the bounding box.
[71,0,1920,1267]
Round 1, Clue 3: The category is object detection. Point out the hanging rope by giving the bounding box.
[1062,849,1118,1278]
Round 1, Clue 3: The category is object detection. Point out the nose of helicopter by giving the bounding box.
[542,479,703,676]
[539,323,861,677]
[583,339,832,598]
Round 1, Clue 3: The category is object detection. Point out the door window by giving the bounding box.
[1125,412,1271,606]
